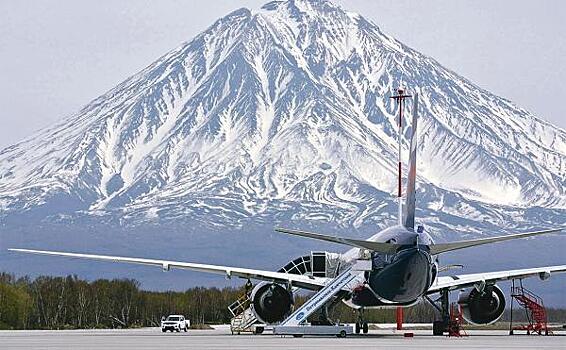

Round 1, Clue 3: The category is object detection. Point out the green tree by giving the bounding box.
[0,281,32,329]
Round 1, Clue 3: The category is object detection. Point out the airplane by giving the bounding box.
[9,92,565,335]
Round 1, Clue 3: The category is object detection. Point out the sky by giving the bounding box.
[0,0,564,150]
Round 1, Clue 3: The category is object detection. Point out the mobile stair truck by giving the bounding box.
[273,255,371,337]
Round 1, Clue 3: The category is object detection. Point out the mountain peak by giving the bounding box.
[261,0,341,12]
[258,0,366,33]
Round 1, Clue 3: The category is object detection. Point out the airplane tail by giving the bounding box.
[403,93,418,231]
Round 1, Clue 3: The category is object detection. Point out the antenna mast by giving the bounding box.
[390,88,412,226]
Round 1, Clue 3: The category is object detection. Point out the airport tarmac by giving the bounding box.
[0,326,564,350]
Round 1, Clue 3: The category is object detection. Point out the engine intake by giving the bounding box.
[250,282,293,324]
[458,284,505,325]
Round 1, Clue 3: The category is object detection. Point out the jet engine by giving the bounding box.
[457,284,505,325]
[250,282,293,324]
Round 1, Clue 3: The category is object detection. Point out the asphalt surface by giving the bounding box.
[1,326,564,349]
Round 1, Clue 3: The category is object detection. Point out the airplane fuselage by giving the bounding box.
[342,225,437,308]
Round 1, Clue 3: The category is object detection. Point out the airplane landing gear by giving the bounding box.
[355,308,369,334]
[426,289,450,336]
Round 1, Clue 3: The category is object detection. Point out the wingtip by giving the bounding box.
[8,248,41,253]
[8,248,30,253]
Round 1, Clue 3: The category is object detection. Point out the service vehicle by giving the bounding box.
[161,315,190,332]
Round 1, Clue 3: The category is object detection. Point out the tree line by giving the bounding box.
[0,272,564,330]
[0,273,242,329]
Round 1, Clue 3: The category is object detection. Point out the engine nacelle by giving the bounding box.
[250,282,293,324]
[458,284,505,325]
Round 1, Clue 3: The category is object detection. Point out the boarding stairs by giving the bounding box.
[275,267,358,330]
[511,285,551,335]
[229,293,257,334]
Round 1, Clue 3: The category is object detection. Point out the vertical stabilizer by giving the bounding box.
[403,93,418,230]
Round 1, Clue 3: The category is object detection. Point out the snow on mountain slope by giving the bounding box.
[0,0,564,238]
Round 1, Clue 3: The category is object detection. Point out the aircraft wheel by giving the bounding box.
[338,330,347,338]
[363,322,368,334]
[293,334,303,338]
[433,321,445,336]
[161,329,166,333]
[355,322,360,334]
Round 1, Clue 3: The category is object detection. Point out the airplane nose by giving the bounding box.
[369,248,431,303]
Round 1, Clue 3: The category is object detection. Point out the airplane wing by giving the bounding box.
[429,227,564,255]
[428,265,566,293]
[274,227,400,253]
[8,248,329,291]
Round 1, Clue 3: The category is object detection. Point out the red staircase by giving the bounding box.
[447,303,467,337]
[511,285,551,335]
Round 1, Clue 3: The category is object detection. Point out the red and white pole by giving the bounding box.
[390,88,411,227]
[396,307,403,331]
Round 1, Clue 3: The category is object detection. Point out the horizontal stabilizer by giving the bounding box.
[275,227,400,253]
[429,227,564,255]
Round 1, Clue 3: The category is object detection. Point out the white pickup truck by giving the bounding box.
[161,315,190,332]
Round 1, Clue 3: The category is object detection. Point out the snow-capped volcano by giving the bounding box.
[1,0,565,237]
